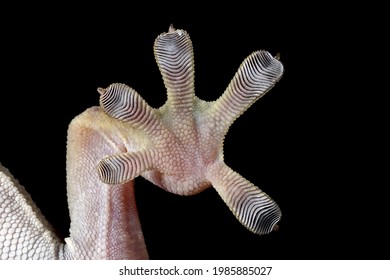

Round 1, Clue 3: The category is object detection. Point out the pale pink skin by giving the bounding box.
[0,26,283,259]
[65,108,149,259]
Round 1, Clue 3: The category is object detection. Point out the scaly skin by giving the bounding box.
[0,25,283,259]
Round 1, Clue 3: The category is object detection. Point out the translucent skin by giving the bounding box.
[0,26,283,259]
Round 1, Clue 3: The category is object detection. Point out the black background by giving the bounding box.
[1,5,386,259]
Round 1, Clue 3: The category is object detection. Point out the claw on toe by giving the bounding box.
[97,87,106,95]
[168,24,176,33]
